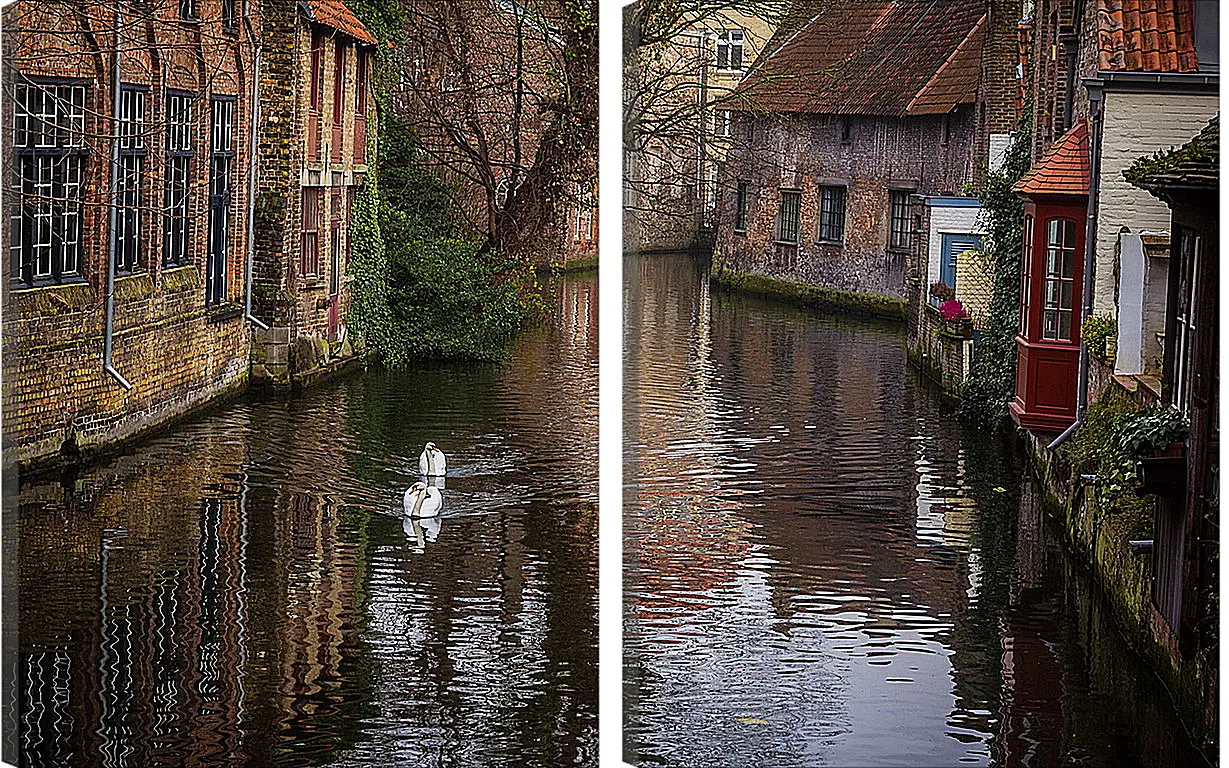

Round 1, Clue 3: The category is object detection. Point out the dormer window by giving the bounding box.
[716,29,744,70]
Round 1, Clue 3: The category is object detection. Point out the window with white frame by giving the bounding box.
[716,29,745,70]
[115,85,147,275]
[10,79,87,286]
[1042,218,1077,341]
[164,92,193,268]
[714,109,732,138]
[818,185,846,243]
[776,190,801,244]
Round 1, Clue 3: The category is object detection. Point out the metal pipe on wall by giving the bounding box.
[244,26,269,330]
[104,4,133,390]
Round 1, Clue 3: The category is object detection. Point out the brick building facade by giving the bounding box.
[2,0,261,468]
[714,0,1021,304]
[250,0,376,386]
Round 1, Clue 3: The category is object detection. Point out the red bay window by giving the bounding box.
[1009,122,1089,432]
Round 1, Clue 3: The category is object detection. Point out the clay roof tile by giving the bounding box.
[303,0,377,45]
[1014,121,1091,197]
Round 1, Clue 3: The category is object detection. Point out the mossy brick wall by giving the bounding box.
[2,1,259,467]
[1021,421,1217,759]
[714,109,976,302]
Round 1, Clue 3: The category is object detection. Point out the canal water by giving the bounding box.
[623,253,1207,768]
[11,273,597,767]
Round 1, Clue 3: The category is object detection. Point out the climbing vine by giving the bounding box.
[958,122,1033,428]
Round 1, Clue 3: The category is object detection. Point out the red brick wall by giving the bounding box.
[2,0,260,466]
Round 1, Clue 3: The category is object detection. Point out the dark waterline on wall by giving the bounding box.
[622,252,1206,768]
[12,273,598,768]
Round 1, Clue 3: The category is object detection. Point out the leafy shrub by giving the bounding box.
[1082,313,1117,360]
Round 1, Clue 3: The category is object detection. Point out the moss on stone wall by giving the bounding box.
[712,266,907,321]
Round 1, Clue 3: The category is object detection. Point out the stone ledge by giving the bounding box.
[712,267,907,321]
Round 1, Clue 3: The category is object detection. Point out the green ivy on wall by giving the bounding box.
[958,121,1033,428]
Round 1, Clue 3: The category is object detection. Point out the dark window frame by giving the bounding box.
[818,184,846,243]
[179,0,197,21]
[163,90,194,268]
[888,190,911,250]
[9,76,89,288]
[775,189,801,244]
[206,95,236,306]
[221,0,237,32]
[114,83,149,276]
[734,181,749,232]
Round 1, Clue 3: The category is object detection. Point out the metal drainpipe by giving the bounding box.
[1048,80,1103,450]
[104,4,133,390]
[243,24,269,330]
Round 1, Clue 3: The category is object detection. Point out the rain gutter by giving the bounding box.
[243,13,269,329]
[104,4,133,390]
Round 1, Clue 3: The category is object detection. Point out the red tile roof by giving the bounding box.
[1096,0,1198,72]
[906,13,987,115]
[303,0,377,45]
[1014,121,1090,197]
[731,0,987,117]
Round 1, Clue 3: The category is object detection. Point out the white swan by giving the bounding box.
[419,442,447,477]
[403,481,443,518]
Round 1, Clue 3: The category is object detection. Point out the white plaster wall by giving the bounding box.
[1092,91,1217,315]
[925,204,984,287]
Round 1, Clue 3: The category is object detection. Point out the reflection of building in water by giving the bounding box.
[275,491,360,730]
[20,476,250,766]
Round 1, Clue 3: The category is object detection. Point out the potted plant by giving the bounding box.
[1115,406,1190,498]
[938,298,972,336]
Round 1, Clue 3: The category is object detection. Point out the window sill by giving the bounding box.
[9,275,89,292]
[299,279,327,291]
[773,240,800,247]
[816,239,843,247]
[207,303,244,323]
[733,228,747,236]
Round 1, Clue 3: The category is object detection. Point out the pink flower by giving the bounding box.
[939,299,968,322]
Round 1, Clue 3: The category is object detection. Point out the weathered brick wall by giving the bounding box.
[2,0,259,467]
[715,109,976,300]
[252,6,374,385]
[972,0,1027,190]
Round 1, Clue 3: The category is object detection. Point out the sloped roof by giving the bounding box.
[730,0,987,116]
[907,13,987,115]
[1014,121,1090,197]
[1126,115,1218,192]
[1097,0,1199,73]
[302,0,377,45]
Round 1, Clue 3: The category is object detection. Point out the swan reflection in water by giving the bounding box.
[403,515,442,553]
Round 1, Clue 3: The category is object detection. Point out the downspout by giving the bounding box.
[104,4,133,390]
[243,14,269,330]
[1048,79,1103,450]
